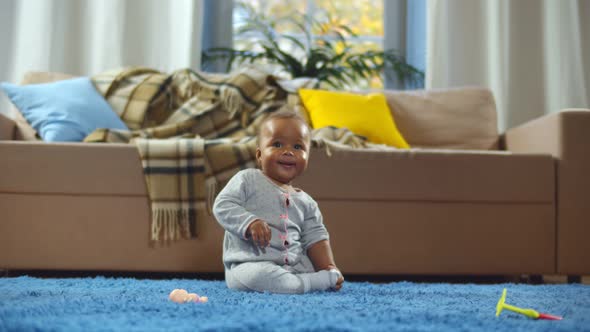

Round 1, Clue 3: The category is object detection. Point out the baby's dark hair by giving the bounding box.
[256,108,311,146]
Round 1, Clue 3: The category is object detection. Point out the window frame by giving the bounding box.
[230,0,425,90]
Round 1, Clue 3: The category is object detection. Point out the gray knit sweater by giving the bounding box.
[213,168,329,269]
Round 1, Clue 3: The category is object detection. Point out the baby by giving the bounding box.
[213,109,344,294]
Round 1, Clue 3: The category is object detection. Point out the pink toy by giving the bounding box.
[169,289,208,303]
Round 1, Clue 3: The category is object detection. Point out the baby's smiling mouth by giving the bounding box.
[278,160,296,168]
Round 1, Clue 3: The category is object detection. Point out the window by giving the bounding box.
[231,0,425,90]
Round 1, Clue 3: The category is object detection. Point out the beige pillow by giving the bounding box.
[383,87,499,150]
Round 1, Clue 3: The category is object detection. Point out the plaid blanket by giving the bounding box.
[85,66,390,242]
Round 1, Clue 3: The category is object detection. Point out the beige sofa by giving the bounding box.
[1,72,588,277]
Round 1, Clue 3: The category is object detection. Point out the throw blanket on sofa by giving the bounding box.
[85,66,391,242]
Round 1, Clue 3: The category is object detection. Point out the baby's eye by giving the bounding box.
[272,141,282,148]
[294,144,303,150]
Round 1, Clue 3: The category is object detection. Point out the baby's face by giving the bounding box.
[256,118,311,185]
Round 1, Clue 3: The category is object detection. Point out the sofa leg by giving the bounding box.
[528,274,544,284]
[567,275,581,283]
[541,274,588,284]
[542,274,568,284]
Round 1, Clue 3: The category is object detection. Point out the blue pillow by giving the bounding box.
[0,77,128,142]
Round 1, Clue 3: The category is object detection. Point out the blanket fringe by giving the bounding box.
[313,139,333,157]
[218,85,243,119]
[151,209,192,242]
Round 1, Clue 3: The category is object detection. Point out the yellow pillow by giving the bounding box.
[298,89,410,148]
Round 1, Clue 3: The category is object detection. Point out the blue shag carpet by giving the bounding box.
[0,276,589,331]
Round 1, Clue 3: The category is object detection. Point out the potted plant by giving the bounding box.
[202,2,424,89]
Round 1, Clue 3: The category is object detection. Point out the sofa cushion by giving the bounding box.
[384,87,499,150]
[0,142,554,205]
[298,147,554,204]
[298,89,409,148]
[0,141,147,196]
[1,77,129,142]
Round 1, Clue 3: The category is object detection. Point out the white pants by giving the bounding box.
[225,256,333,294]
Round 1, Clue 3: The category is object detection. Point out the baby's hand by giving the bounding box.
[246,219,271,248]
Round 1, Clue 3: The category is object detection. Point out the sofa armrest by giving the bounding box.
[0,113,16,140]
[504,109,590,274]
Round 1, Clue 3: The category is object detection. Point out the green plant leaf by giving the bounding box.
[203,1,425,89]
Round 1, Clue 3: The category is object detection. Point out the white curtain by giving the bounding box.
[427,0,590,131]
[0,0,205,116]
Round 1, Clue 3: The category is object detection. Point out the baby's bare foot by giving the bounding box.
[335,275,344,291]
[329,269,344,290]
